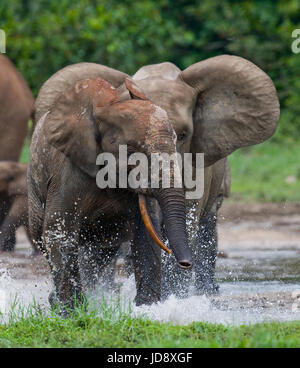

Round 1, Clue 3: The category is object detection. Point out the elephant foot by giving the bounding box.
[48,290,87,317]
[48,290,58,308]
[0,247,15,253]
[0,240,15,252]
[135,297,158,307]
[135,289,160,306]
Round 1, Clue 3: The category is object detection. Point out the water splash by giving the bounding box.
[0,259,51,320]
[91,276,300,326]
[1,263,300,325]
[1,221,300,326]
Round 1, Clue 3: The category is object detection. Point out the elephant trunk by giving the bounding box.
[147,188,193,269]
[137,117,192,268]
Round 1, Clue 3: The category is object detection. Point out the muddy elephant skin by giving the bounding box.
[28,57,279,310]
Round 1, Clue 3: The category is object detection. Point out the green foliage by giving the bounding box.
[0,0,300,139]
[0,0,178,90]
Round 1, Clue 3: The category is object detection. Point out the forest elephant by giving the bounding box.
[28,56,279,311]
[0,55,34,245]
[0,162,36,253]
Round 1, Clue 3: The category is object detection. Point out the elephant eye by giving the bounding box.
[127,144,139,154]
[177,131,187,141]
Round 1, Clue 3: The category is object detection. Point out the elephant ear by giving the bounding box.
[125,77,149,100]
[44,78,119,177]
[180,55,280,166]
[35,62,128,122]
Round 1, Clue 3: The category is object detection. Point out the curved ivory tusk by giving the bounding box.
[138,194,172,255]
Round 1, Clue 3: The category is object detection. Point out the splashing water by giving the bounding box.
[0,220,300,326]
[1,261,300,325]
[84,275,300,326]
[0,260,51,320]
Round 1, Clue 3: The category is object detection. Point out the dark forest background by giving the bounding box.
[1,0,300,141]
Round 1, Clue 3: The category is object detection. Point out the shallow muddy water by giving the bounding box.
[0,202,300,325]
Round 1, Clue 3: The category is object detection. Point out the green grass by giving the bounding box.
[228,140,300,202]
[0,301,299,348]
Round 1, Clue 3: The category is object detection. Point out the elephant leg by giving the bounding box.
[0,220,16,251]
[131,201,162,306]
[119,241,134,278]
[43,212,83,312]
[194,210,219,295]
[0,199,22,252]
[15,194,40,256]
[78,240,119,291]
[28,185,46,256]
[24,224,40,255]
[0,194,10,229]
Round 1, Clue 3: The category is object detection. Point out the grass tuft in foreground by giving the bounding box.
[0,300,299,348]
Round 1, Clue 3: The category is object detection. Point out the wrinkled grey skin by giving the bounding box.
[28,56,279,310]
[0,162,37,253]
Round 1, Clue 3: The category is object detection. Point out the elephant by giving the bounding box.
[0,55,34,248]
[0,55,34,161]
[28,55,279,310]
[112,157,230,295]
[0,161,37,253]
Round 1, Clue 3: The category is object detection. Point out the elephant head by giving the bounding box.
[40,71,193,269]
[130,55,280,166]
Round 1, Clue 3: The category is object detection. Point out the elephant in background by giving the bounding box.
[0,55,34,161]
[0,55,34,251]
[28,56,279,310]
[0,161,37,253]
